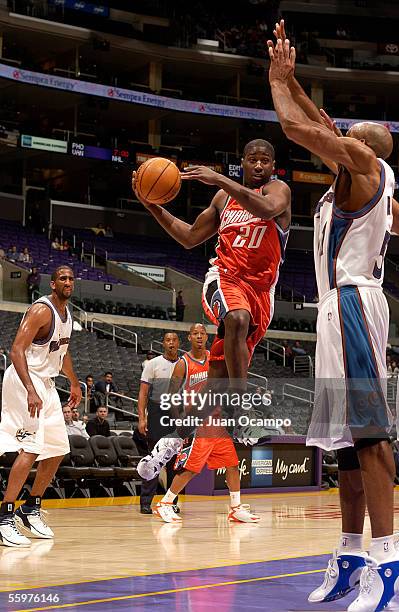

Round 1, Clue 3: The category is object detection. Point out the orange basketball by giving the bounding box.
[134,157,181,205]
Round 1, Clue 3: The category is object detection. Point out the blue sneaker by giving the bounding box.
[308,549,367,603]
[348,555,399,612]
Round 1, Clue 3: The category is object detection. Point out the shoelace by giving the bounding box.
[358,564,378,596]
[2,515,25,535]
[29,508,49,526]
[322,557,338,587]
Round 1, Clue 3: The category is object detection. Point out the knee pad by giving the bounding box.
[337,447,360,471]
[354,436,391,452]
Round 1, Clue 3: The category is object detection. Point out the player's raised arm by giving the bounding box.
[10,304,51,417]
[182,166,291,222]
[132,170,221,249]
[268,39,382,175]
[267,21,338,175]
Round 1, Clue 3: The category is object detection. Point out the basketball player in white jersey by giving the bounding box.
[269,22,399,612]
[0,266,81,546]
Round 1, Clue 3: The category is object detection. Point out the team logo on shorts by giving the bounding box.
[212,299,222,320]
[15,429,35,441]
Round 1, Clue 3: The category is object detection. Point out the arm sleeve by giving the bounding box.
[141,358,155,385]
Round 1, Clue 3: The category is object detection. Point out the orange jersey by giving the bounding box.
[212,187,289,288]
[182,350,209,394]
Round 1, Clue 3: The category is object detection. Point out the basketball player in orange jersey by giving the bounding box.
[133,138,291,478]
[153,323,259,523]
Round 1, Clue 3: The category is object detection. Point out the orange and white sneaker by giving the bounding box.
[228,504,260,523]
[153,502,182,524]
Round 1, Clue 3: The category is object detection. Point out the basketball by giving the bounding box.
[134,157,181,205]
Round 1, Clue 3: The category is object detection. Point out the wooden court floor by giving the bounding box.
[1,489,399,611]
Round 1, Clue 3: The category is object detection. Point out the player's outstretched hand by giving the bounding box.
[268,38,296,84]
[27,387,43,418]
[67,383,82,409]
[320,109,343,137]
[131,170,154,208]
[181,165,221,185]
[273,19,287,42]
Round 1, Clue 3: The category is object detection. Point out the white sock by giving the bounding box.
[230,491,240,508]
[369,534,396,562]
[338,532,363,553]
[161,489,176,504]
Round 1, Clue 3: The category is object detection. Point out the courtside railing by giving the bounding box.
[90,318,138,352]
[282,382,315,408]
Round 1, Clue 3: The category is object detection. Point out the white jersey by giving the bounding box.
[24,296,72,378]
[314,158,395,300]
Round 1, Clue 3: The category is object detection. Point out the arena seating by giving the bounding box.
[0,220,127,285]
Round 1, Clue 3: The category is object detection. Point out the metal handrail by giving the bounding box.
[90,318,138,352]
[55,374,88,415]
[247,372,268,391]
[106,391,138,418]
[282,382,315,407]
[293,355,314,377]
[260,339,286,367]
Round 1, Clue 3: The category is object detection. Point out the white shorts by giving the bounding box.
[0,365,70,460]
[307,286,393,451]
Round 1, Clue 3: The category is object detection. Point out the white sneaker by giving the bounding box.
[308,549,367,603]
[228,504,260,523]
[348,555,399,612]
[15,506,54,539]
[153,502,182,523]
[137,437,183,480]
[308,550,367,603]
[0,514,31,547]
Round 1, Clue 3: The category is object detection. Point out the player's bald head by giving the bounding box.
[189,323,207,334]
[347,122,393,160]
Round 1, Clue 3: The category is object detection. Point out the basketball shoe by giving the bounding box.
[228,504,260,523]
[0,513,31,547]
[308,549,367,603]
[153,501,183,523]
[347,554,399,611]
[137,436,183,480]
[15,505,54,539]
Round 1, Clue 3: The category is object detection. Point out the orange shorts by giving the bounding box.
[202,266,273,362]
[174,434,239,474]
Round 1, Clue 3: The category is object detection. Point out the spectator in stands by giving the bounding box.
[26,266,41,303]
[104,226,114,238]
[292,340,307,356]
[95,371,118,397]
[6,245,18,262]
[141,350,156,371]
[51,237,61,250]
[61,240,72,255]
[95,223,106,237]
[19,247,32,264]
[0,247,5,259]
[83,374,98,412]
[63,405,90,439]
[176,290,186,321]
[387,355,393,376]
[391,360,399,376]
[282,340,294,366]
[86,406,111,437]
